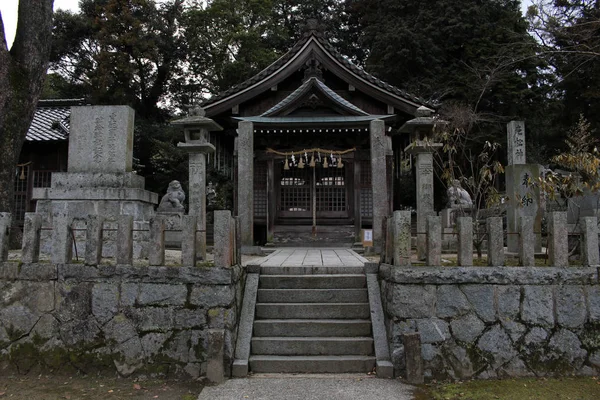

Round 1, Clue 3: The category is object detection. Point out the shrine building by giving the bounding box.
[202,21,433,249]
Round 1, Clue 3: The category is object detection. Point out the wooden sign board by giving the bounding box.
[362,229,373,247]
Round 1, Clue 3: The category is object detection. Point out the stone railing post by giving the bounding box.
[22,213,42,263]
[403,332,424,384]
[148,216,166,266]
[457,217,473,266]
[0,212,12,262]
[392,211,411,266]
[486,217,504,266]
[52,214,73,264]
[426,215,441,265]
[181,215,198,267]
[580,216,599,266]
[519,216,535,266]
[116,215,134,265]
[207,329,225,384]
[548,211,568,267]
[85,215,105,265]
[214,210,233,268]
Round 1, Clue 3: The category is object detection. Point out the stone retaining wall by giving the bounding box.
[0,262,245,378]
[380,265,600,380]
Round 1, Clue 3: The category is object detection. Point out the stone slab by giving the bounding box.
[505,164,542,253]
[68,105,135,173]
[379,265,598,285]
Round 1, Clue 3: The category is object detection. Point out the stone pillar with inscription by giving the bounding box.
[406,141,442,260]
[237,121,254,248]
[172,107,222,260]
[370,119,389,250]
[505,121,543,253]
[33,106,158,258]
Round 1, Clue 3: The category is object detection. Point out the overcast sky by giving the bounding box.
[1,0,534,50]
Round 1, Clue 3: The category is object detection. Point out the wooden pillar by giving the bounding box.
[267,159,276,242]
[354,160,362,240]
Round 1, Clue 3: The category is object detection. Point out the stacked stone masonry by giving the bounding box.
[0,210,242,378]
[0,262,245,378]
[380,265,600,380]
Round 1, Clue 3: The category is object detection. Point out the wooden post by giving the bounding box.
[267,159,275,242]
[312,164,317,237]
[354,161,362,241]
[403,332,424,384]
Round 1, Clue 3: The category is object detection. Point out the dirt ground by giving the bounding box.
[0,375,202,400]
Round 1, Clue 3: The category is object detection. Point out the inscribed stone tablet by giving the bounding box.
[68,106,135,173]
[507,121,526,165]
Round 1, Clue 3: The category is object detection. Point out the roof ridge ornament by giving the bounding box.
[302,19,325,37]
[303,58,324,82]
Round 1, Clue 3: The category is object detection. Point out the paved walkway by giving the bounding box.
[254,248,368,267]
[198,374,415,400]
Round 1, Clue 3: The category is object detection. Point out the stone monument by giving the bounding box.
[504,121,543,253]
[33,106,158,257]
[171,106,223,260]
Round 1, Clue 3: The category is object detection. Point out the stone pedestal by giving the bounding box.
[506,164,542,253]
[33,106,158,258]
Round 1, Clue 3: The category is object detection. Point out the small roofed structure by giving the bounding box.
[13,99,86,224]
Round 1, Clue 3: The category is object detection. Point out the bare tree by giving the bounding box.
[0,0,54,213]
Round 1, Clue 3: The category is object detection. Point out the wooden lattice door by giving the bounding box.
[276,163,349,221]
[316,166,348,219]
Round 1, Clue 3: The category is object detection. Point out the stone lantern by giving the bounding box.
[401,106,444,260]
[171,106,223,260]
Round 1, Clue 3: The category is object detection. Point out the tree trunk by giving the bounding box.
[0,0,55,214]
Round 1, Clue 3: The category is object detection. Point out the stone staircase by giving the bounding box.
[248,266,376,373]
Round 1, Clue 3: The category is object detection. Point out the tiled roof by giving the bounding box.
[26,99,86,141]
[202,31,429,110]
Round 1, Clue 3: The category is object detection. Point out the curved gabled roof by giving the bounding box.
[202,31,429,117]
[261,77,369,117]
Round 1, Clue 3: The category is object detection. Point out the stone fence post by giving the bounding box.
[22,213,42,263]
[426,215,441,265]
[52,214,73,264]
[148,216,166,266]
[0,212,11,262]
[117,215,134,265]
[548,211,568,267]
[392,211,411,266]
[214,210,235,268]
[181,215,198,267]
[486,217,504,266]
[580,216,599,266]
[457,217,473,266]
[519,216,535,266]
[85,215,104,265]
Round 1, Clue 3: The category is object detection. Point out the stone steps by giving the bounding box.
[257,288,369,303]
[253,319,372,337]
[250,271,375,374]
[251,337,374,355]
[249,355,376,374]
[258,274,366,289]
[260,266,365,275]
[255,302,370,319]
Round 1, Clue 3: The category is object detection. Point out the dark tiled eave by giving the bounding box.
[26,99,86,142]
